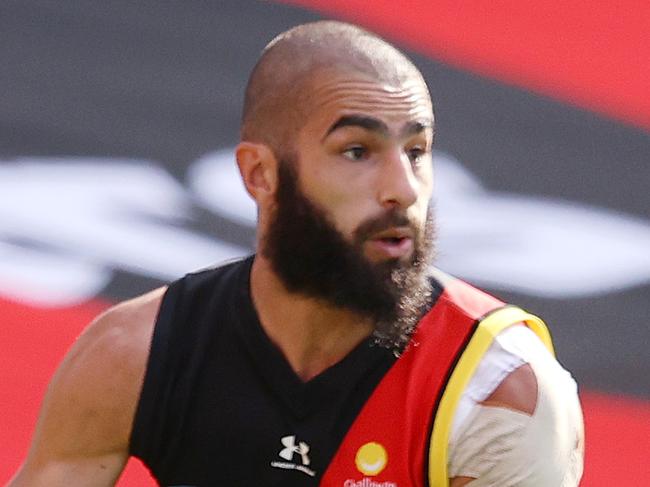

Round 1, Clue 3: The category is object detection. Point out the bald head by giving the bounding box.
[240,21,430,155]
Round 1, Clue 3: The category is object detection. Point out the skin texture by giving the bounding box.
[9,21,539,486]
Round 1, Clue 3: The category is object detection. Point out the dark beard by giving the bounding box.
[262,158,436,353]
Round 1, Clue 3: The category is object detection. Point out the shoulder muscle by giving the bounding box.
[10,287,165,486]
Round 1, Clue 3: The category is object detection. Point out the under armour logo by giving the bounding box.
[279,435,310,466]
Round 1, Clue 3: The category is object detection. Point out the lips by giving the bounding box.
[365,227,415,260]
[371,227,414,241]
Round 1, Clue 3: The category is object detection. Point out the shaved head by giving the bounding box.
[240,21,431,154]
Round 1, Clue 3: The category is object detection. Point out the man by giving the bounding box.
[10,21,583,486]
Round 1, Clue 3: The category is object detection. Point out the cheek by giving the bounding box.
[318,188,375,241]
[414,167,434,218]
[299,159,376,232]
[330,205,373,242]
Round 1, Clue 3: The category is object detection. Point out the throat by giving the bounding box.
[288,330,370,382]
[292,350,344,383]
[268,310,375,382]
[250,255,375,382]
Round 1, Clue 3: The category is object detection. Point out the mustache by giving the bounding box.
[353,209,417,243]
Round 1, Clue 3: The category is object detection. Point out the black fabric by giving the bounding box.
[130,256,445,486]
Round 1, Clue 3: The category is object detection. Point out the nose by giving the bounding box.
[377,149,420,209]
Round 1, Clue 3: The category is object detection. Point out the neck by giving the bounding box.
[250,255,374,382]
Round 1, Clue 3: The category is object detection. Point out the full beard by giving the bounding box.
[262,158,436,354]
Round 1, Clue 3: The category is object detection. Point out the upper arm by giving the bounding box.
[9,288,164,487]
[449,356,584,486]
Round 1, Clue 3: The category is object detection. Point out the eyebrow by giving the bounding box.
[401,120,433,137]
[323,115,433,140]
[324,115,388,139]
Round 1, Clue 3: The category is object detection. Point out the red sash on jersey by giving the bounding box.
[320,278,505,487]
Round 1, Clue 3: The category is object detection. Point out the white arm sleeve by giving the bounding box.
[448,326,584,486]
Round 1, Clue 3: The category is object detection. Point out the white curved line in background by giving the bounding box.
[432,152,650,297]
[0,240,111,307]
[0,158,247,306]
[1,151,649,306]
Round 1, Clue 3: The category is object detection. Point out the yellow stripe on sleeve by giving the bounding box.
[427,306,554,486]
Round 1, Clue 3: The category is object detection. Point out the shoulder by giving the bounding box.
[71,286,166,403]
[11,287,167,484]
[67,286,166,384]
[32,288,166,461]
[51,286,167,419]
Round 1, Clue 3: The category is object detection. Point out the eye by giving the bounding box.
[342,145,368,161]
[407,146,426,164]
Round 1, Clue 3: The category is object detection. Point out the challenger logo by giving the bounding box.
[355,442,388,476]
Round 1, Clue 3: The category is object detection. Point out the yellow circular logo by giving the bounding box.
[355,442,388,476]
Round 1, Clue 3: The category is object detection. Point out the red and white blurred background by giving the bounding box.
[1,1,649,484]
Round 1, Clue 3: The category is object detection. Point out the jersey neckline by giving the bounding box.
[232,255,395,418]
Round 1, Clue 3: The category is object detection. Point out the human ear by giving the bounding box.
[235,142,278,203]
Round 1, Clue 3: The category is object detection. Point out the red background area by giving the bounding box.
[2,2,649,484]
[2,297,650,485]
[0,298,152,485]
[282,0,650,132]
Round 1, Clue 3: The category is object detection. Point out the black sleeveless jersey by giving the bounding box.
[129,256,441,486]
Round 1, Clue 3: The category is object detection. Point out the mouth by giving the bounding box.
[365,227,415,260]
[379,236,409,244]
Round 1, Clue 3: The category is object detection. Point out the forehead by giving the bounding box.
[301,69,433,135]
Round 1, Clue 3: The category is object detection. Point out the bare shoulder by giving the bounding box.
[78,286,166,365]
[57,286,167,415]
[10,287,166,486]
[48,286,168,442]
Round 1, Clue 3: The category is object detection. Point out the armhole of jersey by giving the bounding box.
[128,280,182,460]
[427,306,554,487]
